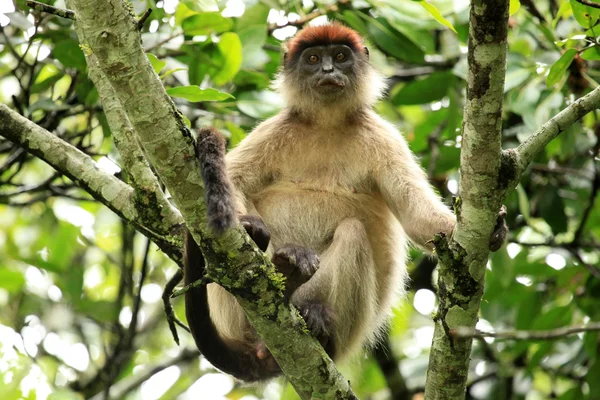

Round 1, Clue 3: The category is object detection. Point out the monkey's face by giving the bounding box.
[291,45,362,100]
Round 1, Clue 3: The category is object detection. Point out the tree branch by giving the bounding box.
[26,0,76,19]
[424,1,510,399]
[510,85,600,182]
[84,52,182,230]
[453,322,600,340]
[573,0,600,10]
[0,103,183,262]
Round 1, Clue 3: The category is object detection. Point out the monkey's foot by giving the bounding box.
[272,245,320,296]
[489,205,508,252]
[240,215,270,251]
[298,302,336,358]
[255,341,279,372]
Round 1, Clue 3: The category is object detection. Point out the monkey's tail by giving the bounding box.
[185,128,279,381]
[184,232,280,382]
[195,127,236,234]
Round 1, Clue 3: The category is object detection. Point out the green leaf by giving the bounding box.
[516,184,531,221]
[181,0,218,12]
[182,12,233,36]
[212,33,242,85]
[392,72,454,105]
[167,86,234,102]
[147,53,166,74]
[238,26,269,70]
[367,18,425,63]
[237,90,282,119]
[553,2,572,29]
[225,122,247,148]
[236,3,270,32]
[31,64,64,93]
[74,299,118,322]
[53,40,87,71]
[338,11,369,36]
[174,3,197,25]
[417,1,457,33]
[546,48,577,86]
[570,0,600,29]
[47,390,84,400]
[587,360,600,396]
[581,45,600,60]
[510,0,521,15]
[0,269,25,293]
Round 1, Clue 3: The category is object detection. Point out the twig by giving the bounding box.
[89,348,199,400]
[512,85,600,178]
[26,0,75,20]
[574,0,600,9]
[145,31,183,52]
[137,8,152,30]
[162,269,187,345]
[520,0,546,22]
[170,275,209,298]
[453,322,600,340]
[267,1,349,34]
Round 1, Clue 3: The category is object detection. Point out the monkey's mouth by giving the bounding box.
[317,78,345,88]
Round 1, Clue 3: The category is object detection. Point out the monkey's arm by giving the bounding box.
[225,127,275,218]
[374,130,455,250]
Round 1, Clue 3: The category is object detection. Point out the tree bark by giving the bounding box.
[424,1,510,398]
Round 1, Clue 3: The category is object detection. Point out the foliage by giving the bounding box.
[0,0,599,399]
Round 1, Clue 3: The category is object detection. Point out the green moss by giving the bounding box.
[79,43,93,56]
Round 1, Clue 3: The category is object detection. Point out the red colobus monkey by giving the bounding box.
[184,23,507,381]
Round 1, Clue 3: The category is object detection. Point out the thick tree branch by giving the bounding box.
[85,52,182,230]
[0,103,183,262]
[425,1,510,399]
[66,0,356,398]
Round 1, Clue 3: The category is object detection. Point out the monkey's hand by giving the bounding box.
[489,205,508,252]
[272,245,320,297]
[240,215,270,252]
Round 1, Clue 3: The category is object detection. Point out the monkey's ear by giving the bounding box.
[283,52,288,65]
[363,46,369,59]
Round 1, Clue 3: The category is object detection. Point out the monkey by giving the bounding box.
[184,23,509,382]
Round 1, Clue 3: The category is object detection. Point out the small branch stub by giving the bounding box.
[138,8,152,30]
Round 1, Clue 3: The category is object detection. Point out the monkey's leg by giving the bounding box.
[291,218,378,359]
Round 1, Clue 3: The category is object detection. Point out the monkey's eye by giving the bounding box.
[308,55,319,64]
[335,52,346,62]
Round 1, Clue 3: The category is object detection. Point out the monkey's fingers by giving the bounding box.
[489,206,508,252]
[240,215,270,251]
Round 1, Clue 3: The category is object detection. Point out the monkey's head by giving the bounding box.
[275,23,385,113]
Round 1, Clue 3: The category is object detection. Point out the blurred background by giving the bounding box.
[0,0,599,399]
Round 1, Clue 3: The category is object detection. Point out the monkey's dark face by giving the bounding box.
[293,45,360,99]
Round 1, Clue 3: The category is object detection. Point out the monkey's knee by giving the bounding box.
[333,218,368,244]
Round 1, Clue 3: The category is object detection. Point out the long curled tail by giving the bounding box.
[184,128,278,381]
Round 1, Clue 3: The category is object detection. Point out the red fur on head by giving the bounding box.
[285,23,365,64]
